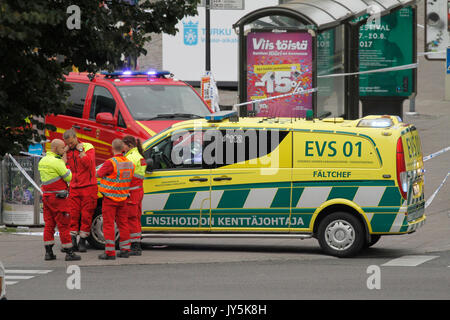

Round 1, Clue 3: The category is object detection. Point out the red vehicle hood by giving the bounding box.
[135,119,183,138]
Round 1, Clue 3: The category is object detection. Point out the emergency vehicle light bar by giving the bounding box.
[205,110,238,122]
[101,70,171,78]
[357,118,393,128]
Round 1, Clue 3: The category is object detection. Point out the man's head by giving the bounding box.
[50,139,66,156]
[63,129,78,150]
[112,139,124,155]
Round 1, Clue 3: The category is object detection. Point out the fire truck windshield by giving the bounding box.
[117,85,210,120]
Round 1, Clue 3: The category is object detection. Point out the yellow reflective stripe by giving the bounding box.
[135,121,157,136]
[41,176,62,185]
[49,127,111,146]
[62,169,71,182]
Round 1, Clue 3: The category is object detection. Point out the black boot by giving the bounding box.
[71,235,79,252]
[65,247,81,261]
[117,250,129,258]
[44,245,56,261]
[129,242,142,256]
[78,237,87,252]
[98,253,115,260]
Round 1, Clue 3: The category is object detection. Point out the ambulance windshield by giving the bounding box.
[118,85,210,120]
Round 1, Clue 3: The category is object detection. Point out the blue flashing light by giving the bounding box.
[101,69,171,78]
[205,110,238,122]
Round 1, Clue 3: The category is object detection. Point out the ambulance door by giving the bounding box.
[292,130,383,232]
[141,129,211,232]
[209,129,292,232]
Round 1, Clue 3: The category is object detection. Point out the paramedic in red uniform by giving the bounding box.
[63,128,98,252]
[38,139,81,261]
[97,139,135,260]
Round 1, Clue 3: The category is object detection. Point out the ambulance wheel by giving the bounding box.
[317,212,365,258]
[88,208,120,250]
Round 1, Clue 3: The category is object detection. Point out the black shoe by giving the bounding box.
[98,253,115,260]
[71,235,79,252]
[44,245,56,261]
[64,248,81,261]
[129,243,142,256]
[78,237,87,252]
[117,250,129,258]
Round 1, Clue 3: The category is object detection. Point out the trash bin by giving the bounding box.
[1,156,43,226]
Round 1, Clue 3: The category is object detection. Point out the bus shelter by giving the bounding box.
[233,0,417,120]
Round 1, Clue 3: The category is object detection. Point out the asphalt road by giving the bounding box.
[1,236,449,300]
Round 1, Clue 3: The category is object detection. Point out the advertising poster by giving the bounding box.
[246,31,313,117]
[358,6,414,97]
[1,157,42,226]
[425,0,450,60]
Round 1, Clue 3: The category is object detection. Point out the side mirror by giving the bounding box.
[96,112,115,125]
[145,158,154,173]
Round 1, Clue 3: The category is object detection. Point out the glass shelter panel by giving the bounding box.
[317,25,345,118]
[243,15,305,33]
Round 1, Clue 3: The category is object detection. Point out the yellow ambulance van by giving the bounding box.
[139,111,425,257]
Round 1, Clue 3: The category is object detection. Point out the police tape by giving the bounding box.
[423,146,450,162]
[234,62,419,108]
[19,151,43,158]
[7,153,43,195]
[317,63,418,79]
[425,172,450,209]
[233,87,318,108]
[417,50,446,57]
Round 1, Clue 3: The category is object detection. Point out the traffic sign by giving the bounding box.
[199,0,244,10]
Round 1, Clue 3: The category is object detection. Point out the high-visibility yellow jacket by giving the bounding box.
[124,147,147,188]
[38,151,72,193]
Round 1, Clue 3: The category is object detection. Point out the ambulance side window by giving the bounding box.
[64,82,88,118]
[89,86,116,120]
[147,130,204,170]
[213,129,288,167]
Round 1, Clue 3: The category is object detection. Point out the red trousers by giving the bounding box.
[127,188,143,244]
[43,194,72,249]
[69,185,98,238]
[102,197,130,257]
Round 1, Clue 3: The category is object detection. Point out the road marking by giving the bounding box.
[5,269,52,274]
[382,255,439,267]
[4,269,53,286]
[5,275,35,280]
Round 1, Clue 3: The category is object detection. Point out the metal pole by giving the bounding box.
[205,0,211,72]
[406,93,417,115]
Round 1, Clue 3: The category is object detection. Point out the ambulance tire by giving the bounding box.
[87,207,120,250]
[317,211,366,258]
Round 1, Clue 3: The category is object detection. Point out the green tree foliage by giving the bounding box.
[0,0,199,156]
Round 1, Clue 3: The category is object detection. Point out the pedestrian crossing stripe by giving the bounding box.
[381,255,439,267]
[142,180,425,233]
[4,269,52,286]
